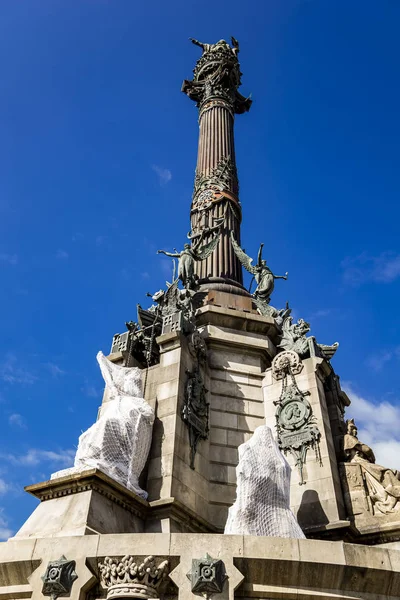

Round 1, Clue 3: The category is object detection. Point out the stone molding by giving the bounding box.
[148,498,218,534]
[24,470,221,535]
[1,534,400,600]
[25,469,149,521]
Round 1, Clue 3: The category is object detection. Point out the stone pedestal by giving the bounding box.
[1,533,400,600]
[263,356,349,535]
[12,470,147,539]
[131,304,278,533]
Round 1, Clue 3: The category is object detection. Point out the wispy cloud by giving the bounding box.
[366,347,400,372]
[344,383,400,469]
[120,267,132,281]
[306,309,332,321]
[152,164,172,186]
[366,351,394,372]
[342,252,400,286]
[160,257,175,280]
[81,381,99,398]
[96,235,107,246]
[0,354,37,385]
[8,413,26,429]
[72,232,84,242]
[0,478,11,495]
[141,271,150,279]
[0,509,13,541]
[56,249,69,260]
[46,363,65,377]
[0,253,18,266]
[1,448,75,468]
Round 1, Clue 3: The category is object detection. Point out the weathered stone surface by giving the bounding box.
[12,471,147,539]
[0,532,400,600]
[263,356,348,534]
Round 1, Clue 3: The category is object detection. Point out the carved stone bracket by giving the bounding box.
[187,553,228,598]
[98,555,169,600]
[272,351,322,485]
[41,556,78,600]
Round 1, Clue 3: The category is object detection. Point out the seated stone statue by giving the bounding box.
[224,426,305,538]
[51,351,155,499]
[344,419,400,514]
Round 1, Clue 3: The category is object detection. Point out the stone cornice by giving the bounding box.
[25,470,149,521]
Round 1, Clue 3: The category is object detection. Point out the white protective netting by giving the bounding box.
[224,425,305,538]
[51,351,155,499]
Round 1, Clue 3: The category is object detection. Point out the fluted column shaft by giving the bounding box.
[191,99,243,284]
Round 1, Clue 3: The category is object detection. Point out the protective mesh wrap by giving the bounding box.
[51,351,154,499]
[224,426,305,538]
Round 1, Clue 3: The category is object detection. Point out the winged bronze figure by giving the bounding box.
[158,232,220,290]
[230,232,288,304]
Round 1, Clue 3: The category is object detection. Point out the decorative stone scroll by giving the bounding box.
[98,555,170,599]
[187,553,228,598]
[41,556,78,600]
[272,351,322,485]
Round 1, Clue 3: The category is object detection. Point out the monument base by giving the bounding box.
[0,532,399,600]
[12,469,148,538]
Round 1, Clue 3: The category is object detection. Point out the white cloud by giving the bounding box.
[1,448,75,468]
[152,164,172,185]
[159,257,175,280]
[0,354,37,385]
[0,509,12,541]
[366,351,393,372]
[81,381,99,398]
[312,309,332,318]
[342,252,400,286]
[343,383,400,470]
[46,363,65,377]
[56,249,69,259]
[8,413,26,429]
[0,479,11,495]
[0,253,18,265]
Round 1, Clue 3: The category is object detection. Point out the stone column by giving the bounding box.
[182,39,251,289]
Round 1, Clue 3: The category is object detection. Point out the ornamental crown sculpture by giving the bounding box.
[182,37,251,113]
[98,555,170,600]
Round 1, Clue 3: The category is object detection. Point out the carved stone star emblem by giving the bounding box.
[187,553,228,597]
[41,555,78,600]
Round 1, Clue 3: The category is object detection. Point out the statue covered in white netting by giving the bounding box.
[51,351,155,499]
[224,426,305,538]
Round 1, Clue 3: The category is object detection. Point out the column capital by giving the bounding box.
[181,38,251,114]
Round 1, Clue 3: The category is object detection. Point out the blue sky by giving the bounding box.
[1,0,400,538]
